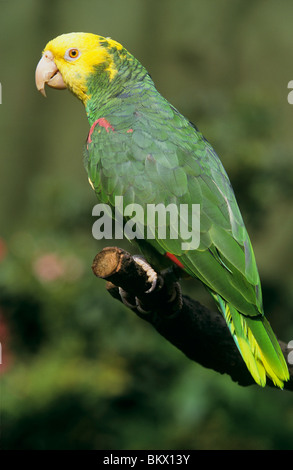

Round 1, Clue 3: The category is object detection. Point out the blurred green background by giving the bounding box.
[1,0,293,450]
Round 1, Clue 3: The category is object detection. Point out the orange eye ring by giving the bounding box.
[65,48,80,61]
[69,48,79,58]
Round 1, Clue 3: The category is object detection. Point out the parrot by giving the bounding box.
[35,32,289,388]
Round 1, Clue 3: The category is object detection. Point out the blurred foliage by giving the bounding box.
[1,0,293,450]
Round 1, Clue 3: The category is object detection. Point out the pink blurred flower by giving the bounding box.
[33,252,84,283]
[33,253,66,282]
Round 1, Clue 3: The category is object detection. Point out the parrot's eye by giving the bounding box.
[65,48,80,61]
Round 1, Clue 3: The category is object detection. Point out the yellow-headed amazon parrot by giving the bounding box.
[35,32,289,388]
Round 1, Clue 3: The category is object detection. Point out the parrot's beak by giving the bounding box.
[35,50,67,97]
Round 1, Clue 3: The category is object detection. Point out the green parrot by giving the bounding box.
[35,32,289,388]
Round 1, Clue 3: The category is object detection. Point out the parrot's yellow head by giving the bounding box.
[35,32,124,103]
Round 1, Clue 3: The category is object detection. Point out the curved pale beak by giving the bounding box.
[35,50,67,97]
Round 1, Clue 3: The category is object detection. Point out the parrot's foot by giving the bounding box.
[133,256,158,314]
[118,256,182,316]
[132,255,158,293]
[118,256,158,314]
[118,286,151,314]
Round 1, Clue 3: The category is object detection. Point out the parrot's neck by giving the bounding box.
[84,57,155,126]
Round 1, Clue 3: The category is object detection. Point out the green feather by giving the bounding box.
[214,293,289,388]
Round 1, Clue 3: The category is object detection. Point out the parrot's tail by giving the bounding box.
[215,295,289,388]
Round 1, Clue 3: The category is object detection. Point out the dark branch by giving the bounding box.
[92,247,293,391]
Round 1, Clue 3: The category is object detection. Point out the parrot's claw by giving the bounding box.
[118,287,137,309]
[135,298,152,315]
[118,287,151,314]
[168,282,183,313]
[132,255,158,293]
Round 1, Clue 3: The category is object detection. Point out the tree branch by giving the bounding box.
[92,247,293,391]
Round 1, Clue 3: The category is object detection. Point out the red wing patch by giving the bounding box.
[87,117,115,143]
[165,252,185,270]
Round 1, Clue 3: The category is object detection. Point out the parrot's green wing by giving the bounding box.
[85,93,261,314]
[85,86,289,388]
